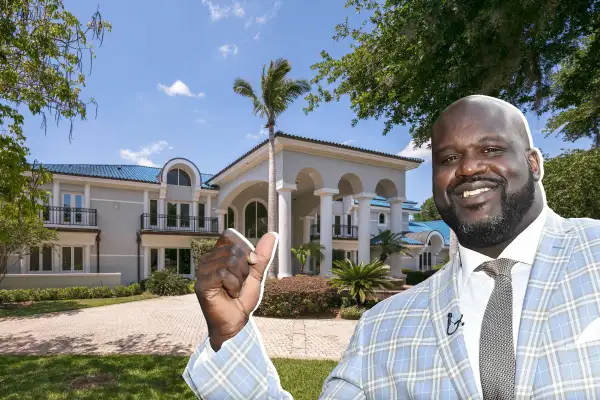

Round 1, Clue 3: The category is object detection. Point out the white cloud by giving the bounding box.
[219,44,239,58]
[157,80,205,98]
[342,139,355,146]
[119,140,170,167]
[254,32,260,40]
[256,1,282,25]
[201,0,245,21]
[246,126,269,140]
[397,139,432,161]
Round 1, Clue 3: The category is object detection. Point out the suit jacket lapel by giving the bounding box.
[514,208,577,397]
[429,256,481,400]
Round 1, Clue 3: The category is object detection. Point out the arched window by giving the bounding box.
[245,201,267,239]
[225,207,235,229]
[167,169,191,186]
[378,212,386,225]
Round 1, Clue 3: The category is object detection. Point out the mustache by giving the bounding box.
[446,176,505,195]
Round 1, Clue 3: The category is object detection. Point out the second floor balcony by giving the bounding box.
[140,213,219,234]
[310,224,358,240]
[43,206,98,227]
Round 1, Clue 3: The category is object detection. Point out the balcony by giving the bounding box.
[310,224,358,240]
[43,206,98,227]
[140,213,219,234]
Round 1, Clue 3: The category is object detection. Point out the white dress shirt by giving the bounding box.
[457,206,547,396]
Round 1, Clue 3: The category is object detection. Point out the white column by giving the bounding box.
[52,180,60,206]
[158,198,165,230]
[84,245,91,273]
[192,199,199,231]
[206,195,212,219]
[20,257,26,274]
[315,188,338,276]
[143,246,150,278]
[301,216,314,272]
[158,248,165,271]
[388,197,406,275]
[143,191,149,213]
[356,192,377,264]
[277,181,296,278]
[216,209,227,233]
[53,246,61,272]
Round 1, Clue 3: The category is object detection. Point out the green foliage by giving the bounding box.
[0,283,143,303]
[542,148,600,219]
[340,305,366,320]
[370,229,412,263]
[0,1,110,281]
[544,35,600,148]
[304,0,597,146]
[332,249,346,262]
[291,243,324,274]
[253,275,340,317]
[330,259,394,306]
[191,238,217,273]
[412,197,442,222]
[145,270,193,296]
[233,59,311,127]
[405,270,439,286]
[432,256,450,270]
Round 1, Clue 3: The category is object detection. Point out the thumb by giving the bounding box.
[239,232,278,312]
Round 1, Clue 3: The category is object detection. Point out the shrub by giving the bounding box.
[191,238,218,262]
[330,259,394,306]
[113,285,133,297]
[91,286,114,298]
[254,275,340,318]
[401,268,413,274]
[129,283,142,295]
[63,287,92,299]
[0,290,13,303]
[145,270,192,296]
[139,278,149,291]
[340,306,366,320]
[405,269,439,285]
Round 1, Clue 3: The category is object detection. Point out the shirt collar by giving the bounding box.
[458,206,547,287]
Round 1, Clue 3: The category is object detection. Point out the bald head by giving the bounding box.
[432,95,532,149]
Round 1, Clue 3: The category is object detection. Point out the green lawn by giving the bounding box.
[0,294,157,318]
[0,355,337,399]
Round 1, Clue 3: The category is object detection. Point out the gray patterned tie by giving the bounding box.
[475,258,518,400]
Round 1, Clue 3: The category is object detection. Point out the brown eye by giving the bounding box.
[483,148,501,153]
[441,155,459,164]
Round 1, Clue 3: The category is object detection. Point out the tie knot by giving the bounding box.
[475,258,517,279]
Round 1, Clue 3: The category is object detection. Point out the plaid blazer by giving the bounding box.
[183,208,600,399]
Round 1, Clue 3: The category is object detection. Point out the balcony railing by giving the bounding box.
[310,224,358,240]
[43,206,98,227]
[140,213,219,233]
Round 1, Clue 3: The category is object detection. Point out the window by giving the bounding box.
[63,193,83,224]
[419,251,433,271]
[165,248,191,275]
[30,247,40,271]
[150,199,158,225]
[347,214,352,235]
[167,169,191,186]
[62,246,83,271]
[334,215,341,236]
[198,203,206,229]
[150,249,158,273]
[42,246,52,271]
[245,201,267,239]
[378,213,386,225]
[166,202,191,228]
[225,207,235,229]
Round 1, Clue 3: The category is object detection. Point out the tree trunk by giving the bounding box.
[595,129,600,149]
[267,123,278,278]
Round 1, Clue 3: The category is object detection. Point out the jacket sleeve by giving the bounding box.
[183,316,368,400]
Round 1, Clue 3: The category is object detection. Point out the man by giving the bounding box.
[183,95,600,399]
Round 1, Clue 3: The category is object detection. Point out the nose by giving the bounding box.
[455,156,488,178]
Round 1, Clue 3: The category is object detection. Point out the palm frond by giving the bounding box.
[233,78,266,118]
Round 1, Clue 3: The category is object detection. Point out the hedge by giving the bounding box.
[405,270,438,286]
[253,275,341,317]
[0,283,143,303]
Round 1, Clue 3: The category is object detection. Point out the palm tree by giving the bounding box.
[291,243,325,274]
[330,259,395,306]
[233,59,311,278]
[370,229,412,263]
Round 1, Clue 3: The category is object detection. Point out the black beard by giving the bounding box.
[439,172,536,248]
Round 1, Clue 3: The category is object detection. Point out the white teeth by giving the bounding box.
[462,187,491,198]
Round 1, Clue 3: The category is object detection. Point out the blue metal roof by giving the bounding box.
[42,164,216,189]
[408,220,451,246]
[401,237,424,245]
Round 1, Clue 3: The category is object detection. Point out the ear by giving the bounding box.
[526,148,542,181]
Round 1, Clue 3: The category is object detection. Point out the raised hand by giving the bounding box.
[194,229,278,351]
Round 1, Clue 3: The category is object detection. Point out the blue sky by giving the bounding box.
[23,0,593,206]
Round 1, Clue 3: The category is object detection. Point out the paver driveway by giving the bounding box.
[0,295,358,360]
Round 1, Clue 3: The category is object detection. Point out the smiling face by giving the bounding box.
[431,97,542,249]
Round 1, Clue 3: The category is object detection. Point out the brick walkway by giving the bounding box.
[0,295,358,360]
